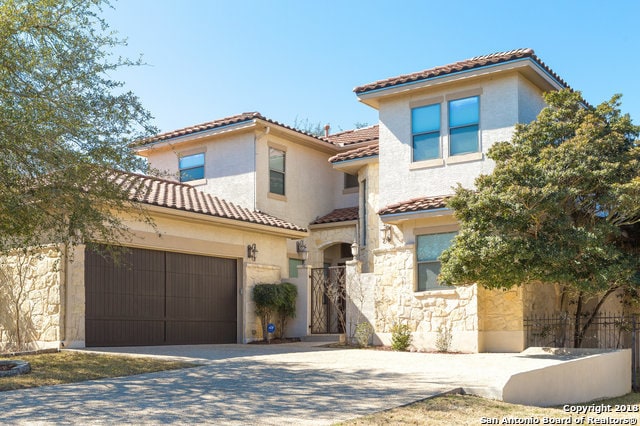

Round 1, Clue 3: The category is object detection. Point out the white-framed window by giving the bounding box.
[448,96,479,156]
[179,153,205,182]
[416,232,456,291]
[269,147,285,195]
[411,103,441,161]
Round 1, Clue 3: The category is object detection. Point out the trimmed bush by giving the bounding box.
[390,323,412,351]
[253,282,297,341]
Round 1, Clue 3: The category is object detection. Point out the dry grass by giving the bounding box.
[340,392,640,425]
[0,350,194,391]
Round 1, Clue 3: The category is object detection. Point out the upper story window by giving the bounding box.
[449,96,479,156]
[269,147,285,195]
[179,153,205,182]
[411,103,441,161]
[344,173,358,189]
[416,232,456,291]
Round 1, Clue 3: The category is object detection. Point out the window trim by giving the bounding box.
[268,146,286,196]
[415,226,457,292]
[411,103,442,162]
[178,152,205,183]
[447,93,481,157]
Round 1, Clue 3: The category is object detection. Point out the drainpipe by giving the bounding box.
[59,243,68,348]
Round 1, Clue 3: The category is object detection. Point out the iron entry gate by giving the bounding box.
[310,267,346,334]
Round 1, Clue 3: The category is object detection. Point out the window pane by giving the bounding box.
[413,132,440,161]
[412,104,440,134]
[289,258,303,278]
[417,232,456,261]
[417,262,441,291]
[270,170,285,195]
[344,173,358,189]
[449,96,479,127]
[180,166,204,182]
[269,148,285,172]
[450,125,479,155]
[179,153,205,169]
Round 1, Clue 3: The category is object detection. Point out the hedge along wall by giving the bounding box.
[0,246,63,352]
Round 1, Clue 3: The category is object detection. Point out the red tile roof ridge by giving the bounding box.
[354,48,570,94]
[110,170,306,232]
[324,124,379,146]
[311,206,359,225]
[329,143,379,163]
[137,112,333,147]
[378,194,453,215]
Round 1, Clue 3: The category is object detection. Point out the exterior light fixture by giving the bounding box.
[296,240,309,263]
[247,243,258,261]
[381,224,392,243]
[350,241,359,260]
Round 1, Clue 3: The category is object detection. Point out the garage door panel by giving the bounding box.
[86,245,237,347]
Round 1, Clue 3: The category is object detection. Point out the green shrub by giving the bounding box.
[390,323,412,351]
[354,322,373,348]
[276,282,297,339]
[253,282,297,341]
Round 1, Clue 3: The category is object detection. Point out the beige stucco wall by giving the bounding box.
[256,131,356,230]
[377,73,535,208]
[141,131,257,210]
[0,247,62,352]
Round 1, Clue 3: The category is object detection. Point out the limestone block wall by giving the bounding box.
[368,246,479,352]
[0,247,62,352]
[307,225,356,268]
[477,286,525,352]
[244,263,281,342]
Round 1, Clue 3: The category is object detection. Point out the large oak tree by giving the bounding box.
[0,0,156,251]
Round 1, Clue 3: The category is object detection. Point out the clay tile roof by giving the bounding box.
[354,48,569,94]
[137,112,331,146]
[325,125,379,147]
[329,143,379,163]
[311,207,359,225]
[112,171,306,232]
[378,195,452,216]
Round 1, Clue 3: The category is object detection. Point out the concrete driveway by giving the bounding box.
[0,343,623,425]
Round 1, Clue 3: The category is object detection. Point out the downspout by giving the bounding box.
[59,242,68,348]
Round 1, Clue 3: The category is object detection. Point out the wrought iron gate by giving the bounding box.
[310,267,346,334]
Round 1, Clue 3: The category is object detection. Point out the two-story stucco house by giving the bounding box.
[4,48,624,352]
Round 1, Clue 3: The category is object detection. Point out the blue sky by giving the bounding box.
[103,0,640,135]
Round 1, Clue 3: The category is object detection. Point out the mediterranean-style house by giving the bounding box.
[0,48,625,352]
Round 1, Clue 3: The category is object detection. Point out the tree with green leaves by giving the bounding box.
[440,89,640,347]
[0,0,156,252]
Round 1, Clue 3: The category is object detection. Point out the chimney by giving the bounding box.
[324,124,330,138]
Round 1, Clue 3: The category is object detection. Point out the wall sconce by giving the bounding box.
[296,240,308,263]
[350,241,359,260]
[381,224,392,243]
[247,243,258,261]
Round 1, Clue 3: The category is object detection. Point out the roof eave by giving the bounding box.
[141,203,308,239]
[134,120,257,154]
[356,58,567,109]
[380,207,453,224]
[331,155,378,174]
[309,219,358,230]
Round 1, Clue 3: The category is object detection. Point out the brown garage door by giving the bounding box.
[85,245,237,347]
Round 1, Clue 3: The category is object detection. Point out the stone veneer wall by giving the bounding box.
[307,225,356,268]
[244,263,281,342]
[477,286,525,352]
[363,245,479,353]
[0,247,62,352]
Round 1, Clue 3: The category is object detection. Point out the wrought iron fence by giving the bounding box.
[524,313,639,390]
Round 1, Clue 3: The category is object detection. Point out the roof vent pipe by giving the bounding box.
[324,124,330,138]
